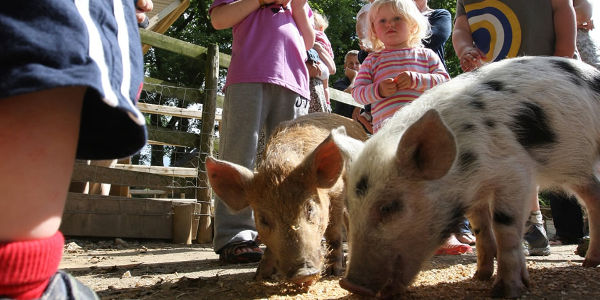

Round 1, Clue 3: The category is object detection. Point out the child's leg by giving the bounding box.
[0,87,84,240]
[0,87,85,298]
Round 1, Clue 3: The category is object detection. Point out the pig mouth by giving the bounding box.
[339,254,406,298]
[287,263,321,287]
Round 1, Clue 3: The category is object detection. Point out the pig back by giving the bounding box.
[265,113,369,159]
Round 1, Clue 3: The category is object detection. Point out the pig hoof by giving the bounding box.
[491,279,527,298]
[324,264,344,276]
[582,258,600,267]
[473,269,493,281]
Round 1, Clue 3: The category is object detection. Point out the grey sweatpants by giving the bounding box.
[213,82,309,253]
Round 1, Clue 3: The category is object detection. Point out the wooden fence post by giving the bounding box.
[196,44,218,244]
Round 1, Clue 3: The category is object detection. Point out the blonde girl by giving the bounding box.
[352,0,449,132]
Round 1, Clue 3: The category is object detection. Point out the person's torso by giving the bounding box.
[458,0,555,62]
[210,1,310,99]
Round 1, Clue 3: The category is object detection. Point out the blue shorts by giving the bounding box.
[0,1,147,159]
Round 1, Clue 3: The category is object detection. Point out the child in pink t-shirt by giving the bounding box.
[209,0,315,264]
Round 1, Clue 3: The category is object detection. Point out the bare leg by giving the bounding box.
[0,87,85,240]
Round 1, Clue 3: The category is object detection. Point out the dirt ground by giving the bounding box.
[60,238,600,299]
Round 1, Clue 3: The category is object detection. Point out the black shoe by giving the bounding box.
[523,222,551,256]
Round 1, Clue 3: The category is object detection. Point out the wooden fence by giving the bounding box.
[61,29,361,243]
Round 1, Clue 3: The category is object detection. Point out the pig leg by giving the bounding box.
[324,195,345,275]
[255,247,278,281]
[467,194,496,281]
[570,177,600,267]
[489,183,533,298]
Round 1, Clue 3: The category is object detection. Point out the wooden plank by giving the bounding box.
[112,164,198,178]
[142,77,225,108]
[329,88,364,108]
[137,103,222,121]
[147,127,199,148]
[142,0,190,54]
[61,193,174,239]
[139,29,232,68]
[71,162,182,188]
[146,0,182,30]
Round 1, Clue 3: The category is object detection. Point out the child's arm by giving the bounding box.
[551,0,577,57]
[352,61,399,103]
[394,53,449,91]
[291,0,316,51]
[313,42,336,75]
[210,0,273,29]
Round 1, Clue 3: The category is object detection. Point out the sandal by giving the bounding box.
[435,235,473,255]
[456,232,476,245]
[435,243,473,255]
[219,240,263,264]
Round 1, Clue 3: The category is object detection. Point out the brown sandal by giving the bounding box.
[219,240,263,264]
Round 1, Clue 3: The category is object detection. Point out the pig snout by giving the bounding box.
[339,278,376,297]
[286,261,321,285]
[340,253,406,298]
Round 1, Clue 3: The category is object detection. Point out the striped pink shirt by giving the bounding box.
[352,48,449,132]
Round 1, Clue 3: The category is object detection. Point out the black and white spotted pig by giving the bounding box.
[330,56,600,298]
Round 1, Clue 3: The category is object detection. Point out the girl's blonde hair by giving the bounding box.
[313,12,329,31]
[368,0,430,52]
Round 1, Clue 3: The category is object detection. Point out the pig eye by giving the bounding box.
[258,215,271,228]
[306,202,317,222]
[378,200,402,221]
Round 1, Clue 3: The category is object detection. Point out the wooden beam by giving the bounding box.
[71,162,178,187]
[329,88,363,108]
[137,103,222,121]
[61,193,174,239]
[143,77,225,107]
[112,164,198,178]
[142,0,190,54]
[139,29,231,68]
[146,0,182,30]
[147,127,199,148]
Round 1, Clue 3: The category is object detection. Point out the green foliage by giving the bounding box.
[148,0,463,83]
[308,0,364,80]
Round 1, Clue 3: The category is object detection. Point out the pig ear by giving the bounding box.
[330,126,364,164]
[308,134,345,188]
[396,109,457,180]
[205,156,254,212]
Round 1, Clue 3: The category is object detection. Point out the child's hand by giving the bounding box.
[378,78,398,98]
[459,46,485,72]
[393,72,411,89]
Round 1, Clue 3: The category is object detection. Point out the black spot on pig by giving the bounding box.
[469,100,486,110]
[510,102,556,148]
[552,59,583,87]
[485,119,495,128]
[458,151,477,173]
[493,210,514,226]
[356,176,369,197]
[461,123,475,132]
[585,74,600,96]
[440,204,467,243]
[484,80,505,92]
